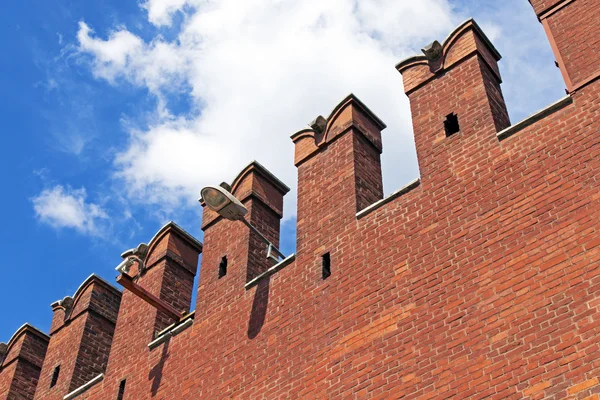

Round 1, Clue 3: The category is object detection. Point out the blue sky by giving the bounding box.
[0,0,565,342]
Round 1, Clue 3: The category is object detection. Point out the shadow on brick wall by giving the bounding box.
[149,340,169,396]
[248,278,270,339]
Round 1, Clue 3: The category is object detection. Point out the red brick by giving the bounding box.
[2,1,600,398]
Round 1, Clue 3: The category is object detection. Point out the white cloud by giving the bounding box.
[77,0,462,217]
[32,185,108,236]
[77,21,187,92]
[75,0,565,219]
[141,0,194,27]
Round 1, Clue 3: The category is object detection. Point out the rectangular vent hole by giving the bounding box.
[322,252,331,280]
[117,379,126,400]
[444,113,460,137]
[50,365,60,388]
[218,256,227,279]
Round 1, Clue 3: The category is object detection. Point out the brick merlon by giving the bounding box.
[291,93,387,166]
[2,323,49,349]
[396,18,502,94]
[290,93,387,142]
[67,274,121,315]
[229,160,290,196]
[146,221,203,253]
[200,161,289,230]
[0,323,49,369]
[49,274,122,335]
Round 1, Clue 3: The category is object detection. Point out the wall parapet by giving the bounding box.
[356,179,421,219]
[244,254,296,289]
[497,95,573,141]
[62,373,104,400]
[148,316,194,350]
[3,2,600,398]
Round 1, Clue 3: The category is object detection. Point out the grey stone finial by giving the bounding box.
[421,40,443,61]
[219,182,232,192]
[60,296,74,310]
[134,243,149,258]
[51,296,73,311]
[310,115,328,134]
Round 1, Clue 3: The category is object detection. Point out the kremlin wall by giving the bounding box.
[1,0,600,398]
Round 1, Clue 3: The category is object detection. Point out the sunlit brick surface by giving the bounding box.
[1,1,600,398]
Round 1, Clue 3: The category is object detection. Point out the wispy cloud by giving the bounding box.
[141,0,191,27]
[32,185,109,236]
[30,34,101,158]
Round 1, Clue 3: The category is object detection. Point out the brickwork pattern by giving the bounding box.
[1,1,600,398]
[545,0,599,87]
[0,326,48,400]
[34,278,121,400]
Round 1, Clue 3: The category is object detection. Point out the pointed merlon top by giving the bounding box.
[395,19,501,72]
[290,93,387,166]
[230,160,290,195]
[325,93,387,131]
[51,274,121,312]
[395,19,503,95]
[146,221,203,253]
[4,323,49,344]
[290,93,387,141]
[71,274,122,300]
[200,160,289,229]
[1,323,49,370]
[48,274,122,334]
[51,274,121,311]
[1,323,49,366]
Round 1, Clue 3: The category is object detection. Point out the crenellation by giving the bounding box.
[0,324,49,400]
[33,276,121,400]
[3,1,600,397]
[397,19,511,187]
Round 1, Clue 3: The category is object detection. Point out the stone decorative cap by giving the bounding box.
[291,93,386,166]
[396,19,500,71]
[396,19,502,94]
[229,160,290,196]
[147,221,203,253]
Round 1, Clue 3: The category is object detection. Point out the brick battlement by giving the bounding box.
[2,1,600,398]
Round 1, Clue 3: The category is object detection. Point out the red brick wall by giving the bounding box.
[34,315,87,399]
[137,225,200,334]
[70,312,115,391]
[529,0,564,15]
[92,224,201,399]
[7,361,43,400]
[81,4,597,397]
[397,20,510,183]
[199,162,287,289]
[5,1,600,398]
